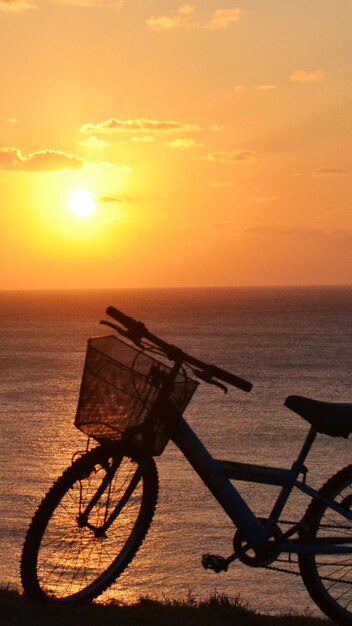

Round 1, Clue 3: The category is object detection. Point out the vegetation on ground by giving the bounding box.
[1,587,331,626]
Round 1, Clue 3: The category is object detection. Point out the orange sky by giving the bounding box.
[1,1,351,289]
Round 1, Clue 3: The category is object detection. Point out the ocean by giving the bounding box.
[1,286,352,616]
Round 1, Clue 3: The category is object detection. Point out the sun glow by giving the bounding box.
[69,190,96,218]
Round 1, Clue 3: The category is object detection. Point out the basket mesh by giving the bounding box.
[75,335,198,455]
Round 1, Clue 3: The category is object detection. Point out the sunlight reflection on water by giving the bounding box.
[1,287,352,616]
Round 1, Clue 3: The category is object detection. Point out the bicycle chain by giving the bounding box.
[265,562,301,577]
[260,519,300,577]
[265,562,352,585]
[264,519,352,583]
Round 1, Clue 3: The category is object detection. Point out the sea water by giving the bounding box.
[1,286,352,615]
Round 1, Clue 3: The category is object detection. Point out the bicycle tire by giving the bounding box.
[21,444,158,604]
[299,464,352,625]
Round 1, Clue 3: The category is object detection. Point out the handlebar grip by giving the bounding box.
[106,306,146,334]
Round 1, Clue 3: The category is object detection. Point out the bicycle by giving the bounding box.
[20,305,352,625]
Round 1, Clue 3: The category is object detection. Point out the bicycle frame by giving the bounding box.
[165,402,352,557]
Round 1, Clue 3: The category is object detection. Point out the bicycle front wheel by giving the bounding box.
[21,444,158,603]
[299,464,352,625]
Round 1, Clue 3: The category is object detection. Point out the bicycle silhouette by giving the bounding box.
[21,306,352,625]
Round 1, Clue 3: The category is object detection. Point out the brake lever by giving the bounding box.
[192,369,228,394]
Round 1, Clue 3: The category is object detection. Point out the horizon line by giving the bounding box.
[1,283,352,294]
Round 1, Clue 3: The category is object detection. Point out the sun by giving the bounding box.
[69,190,96,218]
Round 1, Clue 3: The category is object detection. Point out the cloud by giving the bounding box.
[146,3,194,31]
[200,150,259,164]
[1,0,123,8]
[147,4,242,31]
[206,8,242,30]
[289,69,325,83]
[80,118,201,135]
[209,124,229,132]
[54,0,123,7]
[87,160,132,172]
[167,138,203,150]
[131,135,155,143]
[311,168,348,176]
[79,136,111,148]
[95,195,127,224]
[257,84,277,91]
[0,147,84,171]
[97,195,124,203]
[234,84,277,92]
[0,0,36,11]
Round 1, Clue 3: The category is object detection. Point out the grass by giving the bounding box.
[0,587,331,626]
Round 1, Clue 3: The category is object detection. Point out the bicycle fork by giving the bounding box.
[77,457,144,538]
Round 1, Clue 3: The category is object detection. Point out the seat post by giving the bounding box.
[291,426,317,474]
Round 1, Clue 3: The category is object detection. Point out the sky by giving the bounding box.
[1,0,352,289]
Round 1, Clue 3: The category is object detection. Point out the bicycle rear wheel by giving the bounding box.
[299,464,352,625]
[21,444,158,603]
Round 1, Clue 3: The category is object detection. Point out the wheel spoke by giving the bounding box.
[21,446,158,603]
[300,465,352,623]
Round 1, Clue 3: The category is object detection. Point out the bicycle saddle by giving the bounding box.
[285,395,352,438]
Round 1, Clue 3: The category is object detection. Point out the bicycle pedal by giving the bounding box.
[201,554,228,573]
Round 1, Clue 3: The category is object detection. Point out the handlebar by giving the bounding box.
[105,305,253,393]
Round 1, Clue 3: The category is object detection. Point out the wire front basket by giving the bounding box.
[75,335,198,455]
